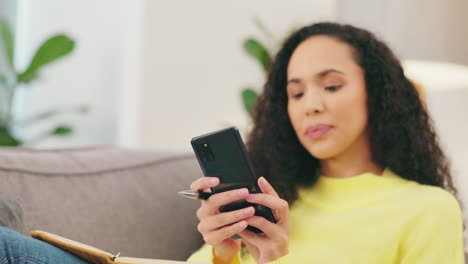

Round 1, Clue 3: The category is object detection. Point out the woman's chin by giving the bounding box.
[301,136,341,159]
[312,152,336,160]
[307,146,340,160]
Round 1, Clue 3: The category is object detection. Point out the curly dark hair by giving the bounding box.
[245,22,464,214]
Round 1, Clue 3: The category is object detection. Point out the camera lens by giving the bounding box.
[197,142,215,162]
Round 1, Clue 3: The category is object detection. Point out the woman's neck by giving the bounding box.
[319,133,383,179]
[320,159,383,179]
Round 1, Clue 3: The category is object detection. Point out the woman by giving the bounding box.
[186,22,465,264]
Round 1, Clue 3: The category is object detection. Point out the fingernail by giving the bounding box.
[210,178,218,185]
[238,188,248,197]
[243,207,254,216]
[258,176,264,186]
[247,194,255,201]
[238,221,247,229]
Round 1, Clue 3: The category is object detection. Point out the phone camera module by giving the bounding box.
[197,143,215,162]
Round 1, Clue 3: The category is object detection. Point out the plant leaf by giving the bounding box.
[16,109,63,128]
[243,38,271,72]
[52,125,73,136]
[0,17,15,71]
[18,34,75,83]
[251,16,277,44]
[24,124,73,146]
[0,74,6,85]
[15,104,88,128]
[0,126,21,146]
[242,88,259,118]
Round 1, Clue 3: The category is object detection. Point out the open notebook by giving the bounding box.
[31,230,207,264]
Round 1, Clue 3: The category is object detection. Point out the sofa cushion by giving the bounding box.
[0,146,205,260]
[0,195,24,233]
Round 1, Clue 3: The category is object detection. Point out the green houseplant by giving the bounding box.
[241,17,276,119]
[0,17,87,146]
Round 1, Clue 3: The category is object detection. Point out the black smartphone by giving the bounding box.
[191,126,277,235]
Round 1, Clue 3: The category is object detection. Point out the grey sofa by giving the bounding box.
[0,146,205,261]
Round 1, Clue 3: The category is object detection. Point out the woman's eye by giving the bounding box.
[325,85,342,91]
[292,93,303,99]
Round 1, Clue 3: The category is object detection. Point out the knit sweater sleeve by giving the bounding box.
[399,188,465,264]
[186,243,242,264]
[186,242,290,264]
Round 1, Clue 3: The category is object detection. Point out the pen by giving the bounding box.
[178,190,213,200]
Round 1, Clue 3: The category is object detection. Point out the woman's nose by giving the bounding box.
[304,90,325,116]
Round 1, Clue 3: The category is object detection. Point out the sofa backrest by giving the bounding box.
[0,146,205,260]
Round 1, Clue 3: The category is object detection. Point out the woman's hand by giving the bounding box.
[238,177,290,264]
[190,177,254,263]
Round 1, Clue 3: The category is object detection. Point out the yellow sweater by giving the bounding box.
[187,168,465,263]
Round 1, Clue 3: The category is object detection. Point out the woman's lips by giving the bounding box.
[305,125,333,139]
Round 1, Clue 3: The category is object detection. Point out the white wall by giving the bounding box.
[140,0,338,151]
[14,0,144,148]
[336,0,468,65]
[0,0,16,27]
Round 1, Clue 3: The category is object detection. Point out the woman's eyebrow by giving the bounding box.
[287,69,345,85]
[287,78,301,85]
[316,69,345,77]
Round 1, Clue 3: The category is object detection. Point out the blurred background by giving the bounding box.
[0,1,467,198]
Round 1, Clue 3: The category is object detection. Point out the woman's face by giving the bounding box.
[286,35,368,160]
